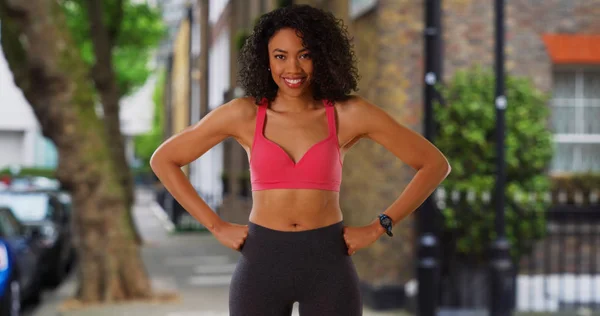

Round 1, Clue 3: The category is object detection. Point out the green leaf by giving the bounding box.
[61,0,166,97]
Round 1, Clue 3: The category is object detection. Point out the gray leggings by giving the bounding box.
[229,221,363,315]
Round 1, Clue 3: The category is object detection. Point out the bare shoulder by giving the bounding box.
[150,97,258,166]
[332,95,449,172]
[199,97,256,135]
[211,96,257,124]
[334,95,387,136]
[335,95,384,118]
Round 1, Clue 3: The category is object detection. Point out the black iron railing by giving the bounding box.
[434,188,600,314]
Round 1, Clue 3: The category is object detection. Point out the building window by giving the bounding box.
[551,68,600,173]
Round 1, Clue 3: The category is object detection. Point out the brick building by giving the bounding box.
[165,0,600,310]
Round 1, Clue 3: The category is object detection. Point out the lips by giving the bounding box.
[283,77,306,89]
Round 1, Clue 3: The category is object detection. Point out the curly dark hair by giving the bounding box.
[237,4,359,104]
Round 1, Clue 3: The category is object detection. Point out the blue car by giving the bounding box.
[0,206,43,316]
[0,239,18,316]
[0,191,74,288]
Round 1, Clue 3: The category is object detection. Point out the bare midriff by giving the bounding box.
[249,189,343,231]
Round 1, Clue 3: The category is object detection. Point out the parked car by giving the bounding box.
[2,176,60,192]
[55,192,77,272]
[0,206,44,316]
[0,191,73,288]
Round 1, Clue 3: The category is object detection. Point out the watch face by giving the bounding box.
[381,217,392,226]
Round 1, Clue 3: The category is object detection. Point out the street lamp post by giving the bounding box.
[418,1,442,315]
[490,0,514,315]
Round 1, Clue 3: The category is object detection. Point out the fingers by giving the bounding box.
[226,226,249,251]
[234,233,248,250]
[233,240,245,251]
[347,246,356,256]
[346,239,356,255]
[343,229,354,255]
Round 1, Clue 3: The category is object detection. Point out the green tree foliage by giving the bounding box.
[134,71,165,167]
[434,67,555,260]
[61,0,165,97]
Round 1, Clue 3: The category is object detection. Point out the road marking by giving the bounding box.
[168,312,228,316]
[165,255,231,266]
[150,276,178,291]
[149,202,175,233]
[188,275,232,286]
[194,264,237,274]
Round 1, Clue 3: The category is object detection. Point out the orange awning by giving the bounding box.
[542,34,600,64]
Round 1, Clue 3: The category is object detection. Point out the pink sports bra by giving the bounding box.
[249,98,343,191]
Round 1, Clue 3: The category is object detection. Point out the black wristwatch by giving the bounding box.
[378,214,393,237]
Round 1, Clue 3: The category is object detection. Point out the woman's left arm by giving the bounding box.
[362,98,450,225]
[354,97,450,224]
[341,97,451,254]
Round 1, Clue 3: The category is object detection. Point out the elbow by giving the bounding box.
[427,157,451,180]
[443,161,452,178]
[149,148,167,174]
[438,156,452,181]
[149,148,159,168]
[150,147,182,176]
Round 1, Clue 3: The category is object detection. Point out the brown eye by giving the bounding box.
[275,55,285,60]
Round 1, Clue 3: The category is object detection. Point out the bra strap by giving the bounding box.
[254,98,268,139]
[324,99,337,137]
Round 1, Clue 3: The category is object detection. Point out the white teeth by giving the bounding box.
[285,78,303,84]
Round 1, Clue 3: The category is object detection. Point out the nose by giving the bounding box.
[286,57,302,73]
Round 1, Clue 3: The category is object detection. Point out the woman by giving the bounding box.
[150,4,450,316]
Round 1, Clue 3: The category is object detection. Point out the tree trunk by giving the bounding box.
[84,0,142,245]
[0,0,152,302]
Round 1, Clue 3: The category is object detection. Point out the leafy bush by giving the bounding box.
[0,167,56,178]
[434,67,554,260]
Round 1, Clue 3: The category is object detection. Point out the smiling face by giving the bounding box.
[267,28,314,98]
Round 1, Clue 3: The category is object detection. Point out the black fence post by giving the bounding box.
[418,1,442,316]
[490,0,514,315]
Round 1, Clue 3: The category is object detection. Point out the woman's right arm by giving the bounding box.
[150,98,253,236]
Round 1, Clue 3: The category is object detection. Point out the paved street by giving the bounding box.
[22,188,407,316]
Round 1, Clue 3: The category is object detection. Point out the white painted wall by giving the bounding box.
[208,29,231,111]
[120,75,155,137]
[189,17,230,201]
[0,131,24,168]
[0,35,44,169]
[209,0,230,25]
[0,45,38,132]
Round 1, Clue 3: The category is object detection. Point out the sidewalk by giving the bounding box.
[50,188,410,316]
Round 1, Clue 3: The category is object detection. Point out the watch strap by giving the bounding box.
[378,214,394,237]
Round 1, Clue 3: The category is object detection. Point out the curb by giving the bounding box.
[149,201,176,233]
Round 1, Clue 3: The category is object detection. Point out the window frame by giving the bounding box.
[0,208,26,238]
[550,65,600,174]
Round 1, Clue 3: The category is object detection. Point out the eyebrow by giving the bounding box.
[272,48,309,54]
